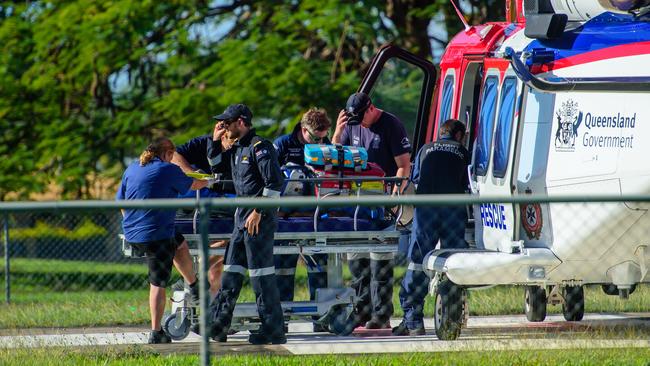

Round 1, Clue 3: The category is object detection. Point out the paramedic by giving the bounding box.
[207,104,287,345]
[392,119,469,336]
[171,122,237,297]
[332,92,412,329]
[273,108,331,332]
[117,137,209,344]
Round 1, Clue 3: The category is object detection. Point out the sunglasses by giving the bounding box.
[306,128,327,143]
[222,117,239,126]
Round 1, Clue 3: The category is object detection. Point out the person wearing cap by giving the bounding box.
[272,108,331,332]
[170,115,238,299]
[392,119,469,336]
[332,92,412,330]
[116,137,210,344]
[207,104,287,345]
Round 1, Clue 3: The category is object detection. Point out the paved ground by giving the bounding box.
[1,313,649,355]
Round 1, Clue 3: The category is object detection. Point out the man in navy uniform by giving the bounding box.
[171,117,236,298]
[332,92,411,329]
[273,108,331,332]
[207,103,287,345]
[392,119,469,336]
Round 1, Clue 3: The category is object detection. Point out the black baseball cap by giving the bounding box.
[345,92,371,114]
[213,104,253,124]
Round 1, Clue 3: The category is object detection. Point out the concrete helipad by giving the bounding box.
[1,313,649,355]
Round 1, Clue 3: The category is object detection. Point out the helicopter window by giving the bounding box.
[493,77,517,178]
[475,75,499,176]
[438,75,455,128]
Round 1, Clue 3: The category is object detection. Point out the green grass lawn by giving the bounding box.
[0,258,649,329]
[1,346,650,366]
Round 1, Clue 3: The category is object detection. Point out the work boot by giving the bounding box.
[354,313,372,328]
[190,323,227,342]
[148,329,172,344]
[391,320,426,336]
[312,323,328,333]
[365,317,391,329]
[248,333,287,345]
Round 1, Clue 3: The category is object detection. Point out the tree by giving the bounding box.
[0,0,503,200]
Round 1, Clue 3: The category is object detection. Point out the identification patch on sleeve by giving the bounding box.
[255,147,270,159]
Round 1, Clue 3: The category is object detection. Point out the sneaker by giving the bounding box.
[391,321,426,336]
[171,279,185,292]
[365,318,391,329]
[148,329,172,344]
[248,332,287,345]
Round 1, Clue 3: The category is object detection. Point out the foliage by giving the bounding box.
[0,1,504,199]
[10,219,108,240]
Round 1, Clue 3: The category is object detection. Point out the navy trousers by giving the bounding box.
[349,255,394,323]
[274,243,328,301]
[209,214,284,338]
[399,206,467,329]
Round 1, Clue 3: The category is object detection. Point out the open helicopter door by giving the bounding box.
[356,45,437,247]
[470,59,523,252]
[358,44,438,159]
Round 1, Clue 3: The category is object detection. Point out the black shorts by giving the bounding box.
[130,237,180,287]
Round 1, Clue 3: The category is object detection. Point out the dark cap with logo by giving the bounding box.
[213,104,253,124]
[345,92,371,114]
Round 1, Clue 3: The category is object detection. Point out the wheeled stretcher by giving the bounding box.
[120,176,408,340]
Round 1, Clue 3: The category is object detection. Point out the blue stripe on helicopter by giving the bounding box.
[524,12,650,63]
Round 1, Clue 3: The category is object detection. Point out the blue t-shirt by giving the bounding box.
[340,111,411,176]
[116,158,193,243]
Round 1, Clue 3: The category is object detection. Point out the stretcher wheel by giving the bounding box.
[562,286,584,321]
[163,312,191,341]
[328,305,355,336]
[434,278,464,341]
[524,285,547,322]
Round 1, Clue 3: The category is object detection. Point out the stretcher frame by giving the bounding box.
[121,176,408,339]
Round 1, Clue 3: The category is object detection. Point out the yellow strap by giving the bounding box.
[186,172,212,180]
[253,141,263,147]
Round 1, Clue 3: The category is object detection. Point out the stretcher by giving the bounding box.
[120,177,408,340]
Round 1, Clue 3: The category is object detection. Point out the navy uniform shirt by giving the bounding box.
[116,158,193,243]
[411,137,469,195]
[273,124,331,166]
[209,129,284,228]
[339,111,411,176]
[176,134,234,193]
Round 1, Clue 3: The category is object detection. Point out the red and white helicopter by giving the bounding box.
[357,0,650,339]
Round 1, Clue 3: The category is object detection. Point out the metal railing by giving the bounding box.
[2,193,650,365]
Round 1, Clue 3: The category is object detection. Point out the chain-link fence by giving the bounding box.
[1,195,649,364]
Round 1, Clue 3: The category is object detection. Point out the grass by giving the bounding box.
[0,258,649,329]
[1,346,650,365]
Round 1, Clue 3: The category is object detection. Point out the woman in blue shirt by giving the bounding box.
[116,137,208,344]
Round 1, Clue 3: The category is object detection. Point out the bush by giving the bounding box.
[10,219,114,260]
[11,219,108,241]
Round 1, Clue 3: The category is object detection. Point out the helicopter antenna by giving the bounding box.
[450,0,470,31]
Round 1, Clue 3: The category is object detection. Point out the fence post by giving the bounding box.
[198,200,211,366]
[4,214,10,304]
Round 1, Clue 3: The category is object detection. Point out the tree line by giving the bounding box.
[0,0,502,199]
